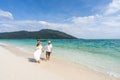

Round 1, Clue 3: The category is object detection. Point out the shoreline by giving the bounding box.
[0,43,119,80]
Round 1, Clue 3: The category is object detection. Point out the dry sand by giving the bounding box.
[0,44,119,80]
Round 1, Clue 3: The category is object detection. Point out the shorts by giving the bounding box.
[46,52,51,56]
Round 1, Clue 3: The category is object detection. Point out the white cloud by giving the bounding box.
[0,20,69,33]
[71,15,102,26]
[0,9,13,20]
[0,0,120,39]
[38,21,69,28]
[1,13,120,38]
[68,13,120,39]
[104,0,120,15]
[72,15,96,24]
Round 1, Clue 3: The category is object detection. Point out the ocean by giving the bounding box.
[0,39,120,78]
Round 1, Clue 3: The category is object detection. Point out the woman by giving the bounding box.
[34,41,42,63]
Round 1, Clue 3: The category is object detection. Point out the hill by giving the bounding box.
[0,29,77,39]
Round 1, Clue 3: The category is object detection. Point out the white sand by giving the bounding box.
[0,45,119,80]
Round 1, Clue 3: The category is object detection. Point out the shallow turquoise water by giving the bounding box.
[0,39,120,78]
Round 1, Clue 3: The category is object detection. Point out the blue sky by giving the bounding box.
[0,0,111,21]
[0,0,120,39]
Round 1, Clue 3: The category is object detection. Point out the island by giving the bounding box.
[0,29,77,39]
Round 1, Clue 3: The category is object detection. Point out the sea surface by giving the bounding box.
[0,39,120,78]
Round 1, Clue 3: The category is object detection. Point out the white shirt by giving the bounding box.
[45,44,53,52]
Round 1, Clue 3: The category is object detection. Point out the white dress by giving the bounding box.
[34,45,42,61]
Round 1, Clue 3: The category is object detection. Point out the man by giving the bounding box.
[45,41,53,61]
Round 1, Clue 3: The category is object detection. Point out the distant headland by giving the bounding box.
[0,29,77,39]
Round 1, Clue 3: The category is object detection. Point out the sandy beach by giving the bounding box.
[0,44,119,80]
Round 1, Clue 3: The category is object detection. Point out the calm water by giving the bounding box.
[0,39,120,78]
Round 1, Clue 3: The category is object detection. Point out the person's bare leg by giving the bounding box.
[46,54,48,61]
[46,54,47,61]
[48,56,50,61]
[38,60,40,63]
[48,56,50,60]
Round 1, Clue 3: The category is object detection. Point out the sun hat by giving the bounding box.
[48,41,51,43]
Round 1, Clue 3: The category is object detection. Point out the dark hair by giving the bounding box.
[36,42,41,46]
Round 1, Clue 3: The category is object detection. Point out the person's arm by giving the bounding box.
[51,48,53,53]
[42,45,47,52]
[51,45,53,53]
[35,46,39,51]
[42,46,45,52]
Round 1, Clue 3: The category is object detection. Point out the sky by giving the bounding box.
[0,0,120,39]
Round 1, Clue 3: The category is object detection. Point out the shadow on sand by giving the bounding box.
[28,57,46,63]
[28,58,36,63]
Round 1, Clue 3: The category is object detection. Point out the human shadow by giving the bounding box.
[28,57,46,63]
[28,58,36,63]
[40,57,46,61]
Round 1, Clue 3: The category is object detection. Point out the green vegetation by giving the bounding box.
[0,29,77,39]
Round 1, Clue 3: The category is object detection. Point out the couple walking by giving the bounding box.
[33,40,53,63]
